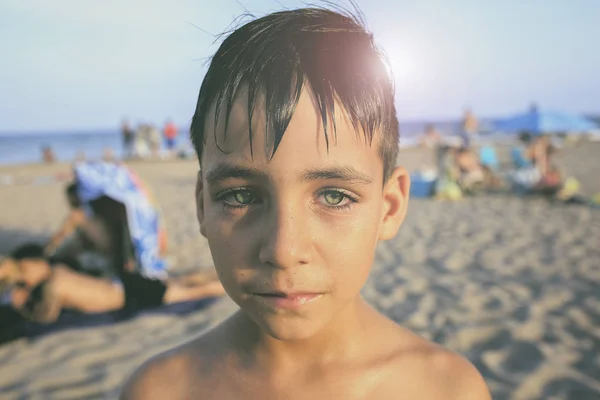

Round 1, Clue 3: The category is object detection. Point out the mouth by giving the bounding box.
[252,291,323,309]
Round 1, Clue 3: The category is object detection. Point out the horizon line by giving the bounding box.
[2,111,599,136]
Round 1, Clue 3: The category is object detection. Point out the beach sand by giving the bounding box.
[0,141,599,399]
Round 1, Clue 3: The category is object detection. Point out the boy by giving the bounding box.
[122,7,491,399]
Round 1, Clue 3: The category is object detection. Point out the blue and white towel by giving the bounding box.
[73,161,167,279]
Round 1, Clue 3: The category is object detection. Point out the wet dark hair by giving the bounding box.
[190,6,399,181]
[11,243,46,261]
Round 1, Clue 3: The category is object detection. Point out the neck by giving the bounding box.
[229,296,376,371]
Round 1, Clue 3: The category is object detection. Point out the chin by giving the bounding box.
[258,315,325,341]
[231,292,340,341]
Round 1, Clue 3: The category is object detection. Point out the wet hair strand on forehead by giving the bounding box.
[190,4,399,181]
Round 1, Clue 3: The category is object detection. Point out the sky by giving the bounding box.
[0,0,598,132]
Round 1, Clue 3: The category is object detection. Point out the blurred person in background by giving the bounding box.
[163,119,178,157]
[459,108,479,149]
[527,135,555,177]
[146,124,162,158]
[121,119,135,160]
[420,124,442,149]
[453,147,486,192]
[41,145,56,164]
[528,135,562,192]
[44,182,115,278]
[133,123,151,159]
[420,124,445,173]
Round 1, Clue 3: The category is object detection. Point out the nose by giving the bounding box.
[258,202,313,269]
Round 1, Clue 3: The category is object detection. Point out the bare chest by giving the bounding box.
[182,380,430,400]
[179,365,415,400]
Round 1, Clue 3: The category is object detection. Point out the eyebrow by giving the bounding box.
[204,163,373,185]
[205,163,268,185]
[300,166,373,185]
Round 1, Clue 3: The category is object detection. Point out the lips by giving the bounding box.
[253,291,323,309]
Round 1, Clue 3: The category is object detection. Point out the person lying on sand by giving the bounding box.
[121,7,491,399]
[0,244,225,324]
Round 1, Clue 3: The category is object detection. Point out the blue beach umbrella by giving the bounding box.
[493,105,598,135]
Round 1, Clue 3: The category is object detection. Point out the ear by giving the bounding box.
[195,170,207,238]
[378,167,410,241]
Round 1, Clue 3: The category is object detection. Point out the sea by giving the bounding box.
[0,120,490,166]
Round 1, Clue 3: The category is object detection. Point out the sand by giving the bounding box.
[0,140,599,399]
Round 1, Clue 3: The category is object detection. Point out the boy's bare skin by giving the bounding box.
[121,88,491,399]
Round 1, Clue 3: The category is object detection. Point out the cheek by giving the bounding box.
[204,215,253,288]
[319,207,381,295]
[330,238,377,296]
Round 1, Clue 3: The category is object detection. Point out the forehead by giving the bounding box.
[201,87,384,182]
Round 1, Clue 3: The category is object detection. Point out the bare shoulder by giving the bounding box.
[120,332,219,400]
[383,328,491,399]
[119,343,193,400]
[413,344,490,400]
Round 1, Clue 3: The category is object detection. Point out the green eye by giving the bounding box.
[323,191,344,205]
[233,190,254,204]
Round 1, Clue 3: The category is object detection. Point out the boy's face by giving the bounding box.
[196,87,409,340]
